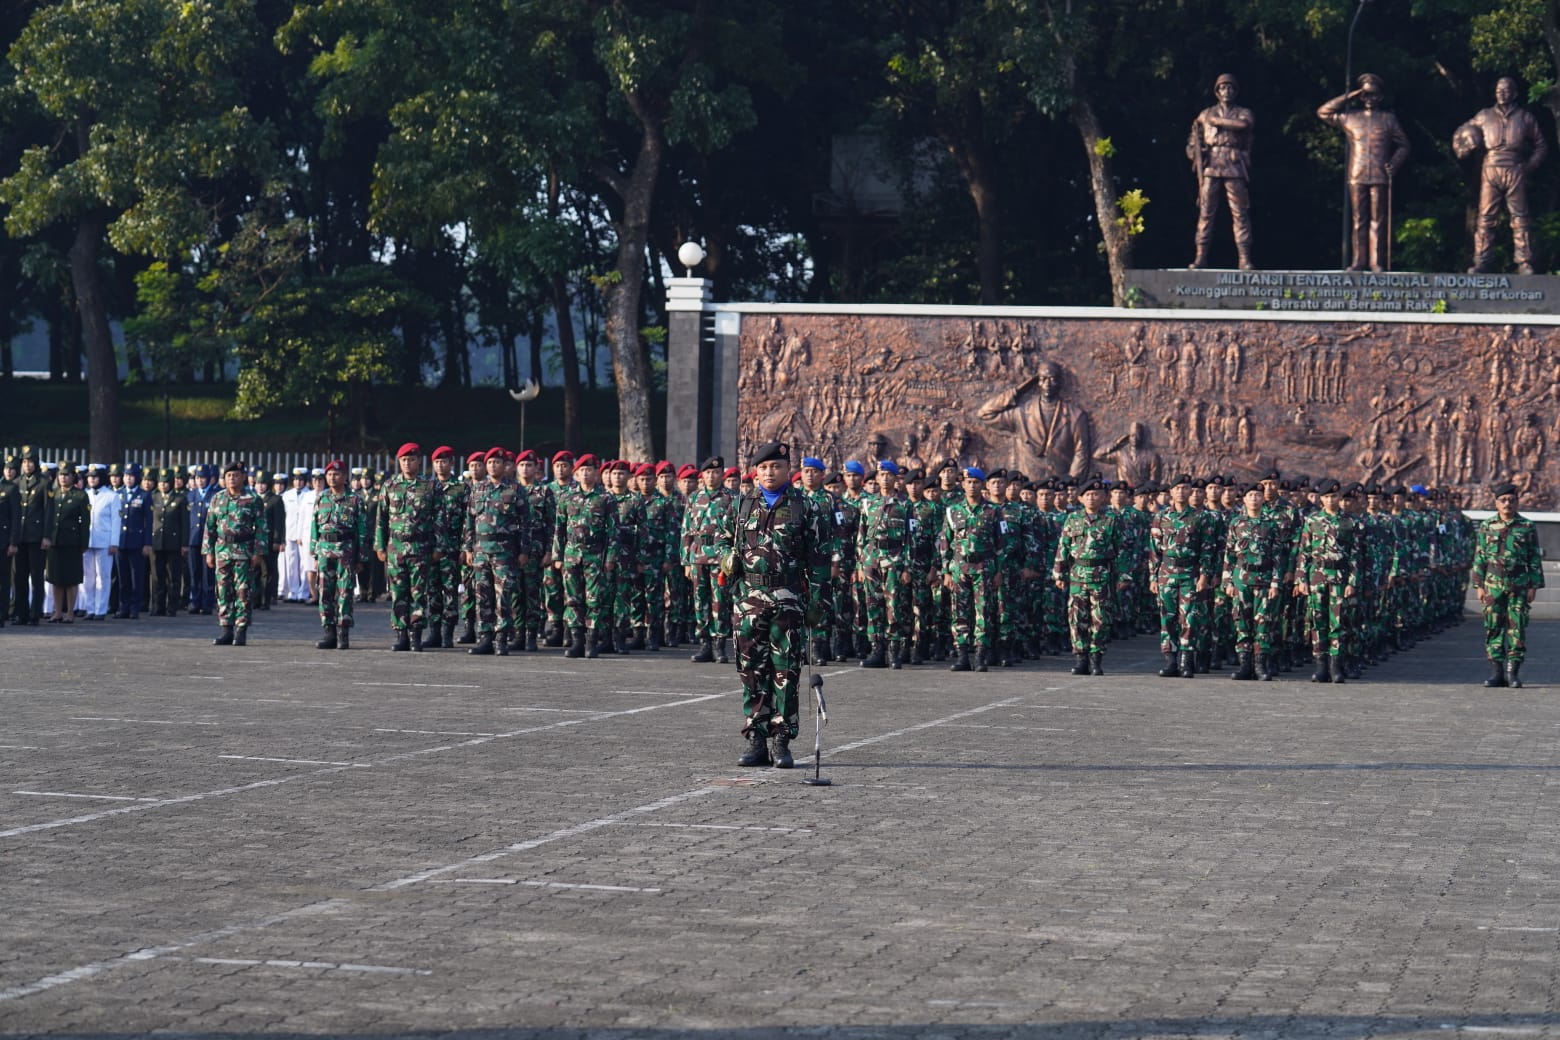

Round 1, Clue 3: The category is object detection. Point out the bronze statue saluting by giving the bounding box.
[1188,73,1255,271]
[1318,73,1410,272]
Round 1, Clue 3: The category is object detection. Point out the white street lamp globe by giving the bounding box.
[677,241,706,273]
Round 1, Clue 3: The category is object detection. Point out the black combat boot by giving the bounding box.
[338,626,350,650]
[647,624,662,652]
[585,629,600,659]
[738,730,772,767]
[628,627,646,651]
[457,620,477,645]
[949,649,972,672]
[411,626,424,652]
[1179,650,1196,679]
[1484,660,1508,687]
[890,641,904,670]
[1329,655,1347,684]
[860,641,888,669]
[909,635,925,666]
[1310,655,1328,683]
[855,632,870,659]
[393,629,411,651]
[1257,652,1273,681]
[1071,653,1090,676]
[1231,652,1256,681]
[1346,655,1363,680]
[1158,653,1180,678]
[691,638,715,663]
[716,638,730,664]
[524,628,538,652]
[810,636,831,665]
[213,625,234,646]
[1089,653,1104,676]
[316,625,337,650]
[424,624,443,649]
[1001,639,1017,667]
[1195,650,1211,674]
[469,633,495,656]
[497,634,511,657]
[444,622,456,649]
[564,628,586,659]
[1506,660,1524,689]
[770,731,794,769]
[597,627,617,654]
[541,621,562,647]
[234,627,248,647]
[975,646,989,673]
[832,632,851,661]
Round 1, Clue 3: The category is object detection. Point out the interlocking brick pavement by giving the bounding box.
[3,602,1560,1039]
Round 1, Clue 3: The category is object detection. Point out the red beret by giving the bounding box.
[431,445,454,460]
[396,442,420,459]
[575,453,599,468]
[552,450,574,464]
[676,464,698,480]
[517,449,536,463]
[483,447,505,462]
[742,470,756,481]
[633,462,652,477]
[467,451,485,464]
[724,467,740,480]
[324,460,345,474]
[655,460,674,475]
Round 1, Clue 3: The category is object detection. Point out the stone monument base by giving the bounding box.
[1126,268,1560,315]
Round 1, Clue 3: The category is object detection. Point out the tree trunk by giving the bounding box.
[601,107,661,461]
[69,213,121,462]
[1069,82,1132,306]
[549,273,583,451]
[939,99,1003,305]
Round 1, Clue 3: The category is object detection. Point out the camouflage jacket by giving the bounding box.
[310,489,367,559]
[857,493,914,571]
[725,486,829,593]
[835,492,865,564]
[434,476,469,555]
[1472,514,1545,592]
[640,491,680,572]
[1150,507,1218,579]
[552,484,619,566]
[801,487,843,566]
[1294,510,1361,588]
[909,496,943,568]
[520,481,557,559]
[681,486,734,567]
[995,499,1042,573]
[940,498,1000,578]
[465,479,530,559]
[1052,510,1126,585]
[1222,512,1286,587]
[203,488,265,561]
[375,474,440,552]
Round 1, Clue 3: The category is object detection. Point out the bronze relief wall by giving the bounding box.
[735,313,1560,508]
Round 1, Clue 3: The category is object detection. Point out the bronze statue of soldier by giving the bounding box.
[1187,73,1255,271]
[1318,73,1410,272]
[1455,77,1549,275]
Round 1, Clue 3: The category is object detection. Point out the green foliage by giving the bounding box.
[1093,137,1117,159]
[1395,216,1451,275]
[1115,188,1149,236]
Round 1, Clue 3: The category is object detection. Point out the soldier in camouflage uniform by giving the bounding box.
[1293,478,1361,684]
[604,460,646,653]
[1471,481,1544,688]
[540,451,576,646]
[833,461,868,659]
[1034,479,1068,655]
[681,456,734,664]
[990,470,1041,667]
[425,445,467,649]
[1150,474,1218,679]
[1052,477,1128,676]
[941,466,1002,673]
[375,442,442,652]
[636,461,679,651]
[203,461,266,646]
[725,441,831,769]
[856,460,914,669]
[465,447,531,656]
[905,469,941,665]
[1222,482,1287,680]
[795,457,842,665]
[311,459,366,649]
[551,454,619,658]
[513,450,555,652]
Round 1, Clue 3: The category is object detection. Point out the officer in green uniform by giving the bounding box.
[464,447,530,656]
[45,463,90,621]
[376,442,441,652]
[1052,477,1128,676]
[551,453,619,658]
[636,461,679,652]
[856,459,914,669]
[12,447,54,625]
[515,449,556,652]
[150,468,190,615]
[1471,481,1545,688]
[941,466,1002,673]
[682,455,734,664]
[905,468,941,665]
[311,459,367,649]
[1222,481,1287,680]
[540,450,576,645]
[1294,478,1360,684]
[203,461,266,646]
[426,445,467,649]
[1149,474,1218,679]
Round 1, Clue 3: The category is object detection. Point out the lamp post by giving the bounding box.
[508,381,540,449]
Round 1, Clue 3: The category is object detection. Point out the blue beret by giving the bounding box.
[1410,484,1428,495]
[877,459,901,476]
[844,460,866,476]
[962,467,986,481]
[801,457,825,470]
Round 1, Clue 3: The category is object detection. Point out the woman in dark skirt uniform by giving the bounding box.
[46,463,90,621]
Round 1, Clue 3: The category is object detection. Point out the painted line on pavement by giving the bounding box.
[219,755,370,768]
[14,791,161,803]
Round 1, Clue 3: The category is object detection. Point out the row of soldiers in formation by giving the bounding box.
[4,444,1542,690]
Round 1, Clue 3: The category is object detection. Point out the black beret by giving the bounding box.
[906,468,926,482]
[987,467,1007,481]
[1261,469,1281,482]
[1491,481,1518,499]
[700,455,724,472]
[750,442,788,466]
[1113,481,1134,494]
[1170,473,1193,487]
[1079,477,1107,493]
[223,460,246,475]
[1314,479,1341,495]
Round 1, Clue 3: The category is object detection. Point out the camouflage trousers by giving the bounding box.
[690,565,732,640]
[517,558,545,633]
[860,562,908,644]
[734,587,804,740]
[461,559,477,623]
[428,554,461,625]
[638,566,668,631]
[471,550,519,638]
[385,549,429,632]
[805,564,834,639]
[833,566,860,643]
[561,560,612,632]
[1043,579,1068,638]
[317,552,356,628]
[1482,582,1532,663]
[908,571,936,646]
[213,553,254,629]
[614,566,644,632]
[1155,573,1206,654]
[543,563,566,628]
[948,568,995,651]
[1304,583,1348,656]
[1228,580,1279,653]
[666,566,693,631]
[995,565,1024,641]
[1065,571,1115,655]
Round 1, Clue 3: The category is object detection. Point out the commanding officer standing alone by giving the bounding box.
[376,443,441,652]
[724,441,830,769]
[11,448,54,625]
[311,460,367,650]
[1052,477,1128,677]
[203,462,266,646]
[1471,481,1545,688]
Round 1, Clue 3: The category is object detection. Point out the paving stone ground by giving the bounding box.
[2,602,1559,1040]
